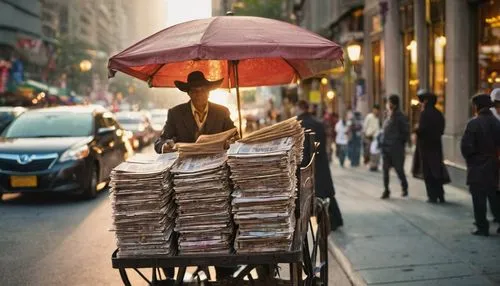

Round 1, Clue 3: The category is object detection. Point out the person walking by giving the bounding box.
[297,100,344,231]
[461,94,500,236]
[380,95,410,199]
[335,113,349,168]
[412,90,450,203]
[363,105,381,170]
[348,111,363,167]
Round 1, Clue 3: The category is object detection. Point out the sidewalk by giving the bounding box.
[328,158,500,286]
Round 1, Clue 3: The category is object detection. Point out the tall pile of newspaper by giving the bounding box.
[110,153,178,258]
[228,118,304,253]
[171,153,234,255]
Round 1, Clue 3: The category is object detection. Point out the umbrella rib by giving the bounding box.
[281,58,302,82]
[147,63,166,86]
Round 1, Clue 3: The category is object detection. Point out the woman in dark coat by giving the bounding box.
[412,90,450,203]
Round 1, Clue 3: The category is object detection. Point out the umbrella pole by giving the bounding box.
[232,60,243,138]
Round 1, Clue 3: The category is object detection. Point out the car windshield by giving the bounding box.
[0,111,15,123]
[2,112,93,138]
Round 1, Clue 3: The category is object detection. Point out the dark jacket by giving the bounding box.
[412,105,450,183]
[154,101,236,153]
[461,109,500,187]
[298,112,335,198]
[381,109,409,153]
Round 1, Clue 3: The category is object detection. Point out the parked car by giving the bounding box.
[0,107,27,133]
[149,109,168,136]
[0,106,132,200]
[115,111,155,148]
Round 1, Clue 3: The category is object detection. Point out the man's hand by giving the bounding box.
[161,139,176,153]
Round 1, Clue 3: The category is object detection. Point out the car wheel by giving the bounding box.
[83,165,98,199]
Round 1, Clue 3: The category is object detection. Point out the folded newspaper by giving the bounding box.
[110,153,178,257]
[175,128,238,157]
[228,118,304,253]
[171,152,235,255]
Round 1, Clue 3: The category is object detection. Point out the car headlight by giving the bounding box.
[59,145,90,162]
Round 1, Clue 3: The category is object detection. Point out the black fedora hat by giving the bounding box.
[174,71,223,93]
[417,89,436,102]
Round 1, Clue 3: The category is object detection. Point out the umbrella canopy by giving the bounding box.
[108,16,343,88]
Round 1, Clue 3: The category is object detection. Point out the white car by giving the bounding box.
[148,109,168,135]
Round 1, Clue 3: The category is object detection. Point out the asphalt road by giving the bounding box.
[0,145,350,285]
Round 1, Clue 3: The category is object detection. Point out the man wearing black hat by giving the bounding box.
[380,95,410,199]
[412,90,450,203]
[154,71,237,278]
[461,93,500,236]
[154,71,237,153]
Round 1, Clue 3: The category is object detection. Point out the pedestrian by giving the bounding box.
[297,100,344,231]
[461,93,500,236]
[363,104,381,170]
[412,89,450,203]
[323,108,337,162]
[335,113,349,168]
[491,88,500,120]
[347,111,363,167]
[380,95,410,199]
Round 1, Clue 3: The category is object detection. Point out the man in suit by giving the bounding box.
[296,100,344,231]
[154,71,236,153]
[412,90,450,203]
[380,95,410,199]
[461,94,500,236]
[154,71,237,279]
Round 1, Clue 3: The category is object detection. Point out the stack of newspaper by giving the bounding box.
[171,152,234,255]
[110,153,178,258]
[228,124,304,252]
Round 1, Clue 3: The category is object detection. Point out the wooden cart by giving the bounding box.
[111,132,330,285]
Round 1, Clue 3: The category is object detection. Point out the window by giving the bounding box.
[478,1,500,92]
[429,0,446,112]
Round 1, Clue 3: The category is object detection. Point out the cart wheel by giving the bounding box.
[302,198,330,286]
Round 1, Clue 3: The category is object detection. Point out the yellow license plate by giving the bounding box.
[10,176,38,188]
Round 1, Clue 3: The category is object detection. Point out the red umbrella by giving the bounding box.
[108,16,343,134]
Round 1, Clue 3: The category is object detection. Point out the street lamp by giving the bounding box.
[79,60,92,72]
[347,43,361,62]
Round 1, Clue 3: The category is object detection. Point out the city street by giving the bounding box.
[0,145,351,286]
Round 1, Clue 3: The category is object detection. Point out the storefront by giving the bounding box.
[400,1,419,129]
[478,0,500,92]
[429,0,446,112]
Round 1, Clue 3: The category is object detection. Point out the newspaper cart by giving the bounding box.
[111,132,331,285]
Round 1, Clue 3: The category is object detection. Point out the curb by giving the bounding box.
[328,236,367,286]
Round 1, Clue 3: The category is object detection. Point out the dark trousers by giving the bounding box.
[424,176,444,200]
[382,152,408,192]
[363,136,373,165]
[470,184,500,231]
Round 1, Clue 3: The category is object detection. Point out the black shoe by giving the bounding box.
[427,198,438,204]
[471,229,489,237]
[369,167,378,172]
[401,190,408,197]
[497,227,500,234]
[381,191,390,199]
[438,196,446,203]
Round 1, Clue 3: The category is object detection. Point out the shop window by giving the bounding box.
[429,0,446,112]
[372,40,384,108]
[478,1,500,92]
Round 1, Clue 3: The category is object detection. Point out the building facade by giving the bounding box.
[295,0,499,187]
